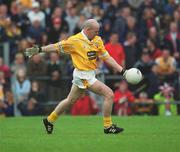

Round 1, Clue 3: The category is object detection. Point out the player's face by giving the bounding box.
[88,26,99,40]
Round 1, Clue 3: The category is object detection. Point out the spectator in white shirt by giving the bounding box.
[65,7,79,35]
[27,1,45,28]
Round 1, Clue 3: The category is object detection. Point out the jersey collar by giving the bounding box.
[81,30,91,42]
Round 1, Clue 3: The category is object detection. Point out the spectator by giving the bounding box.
[47,52,65,76]
[51,7,64,22]
[134,52,154,75]
[164,0,177,16]
[81,1,93,18]
[0,4,9,25]
[155,48,177,83]
[112,6,131,42]
[154,83,177,116]
[41,0,53,29]
[71,91,99,115]
[105,33,125,73]
[164,21,180,68]
[0,57,11,82]
[48,17,68,43]
[91,5,103,22]
[139,7,158,44]
[17,38,31,53]
[11,53,26,82]
[113,80,135,116]
[148,26,162,48]
[19,98,41,116]
[17,80,45,116]
[146,38,162,60]
[134,52,159,97]
[173,10,180,31]
[47,70,65,101]
[40,33,49,46]
[99,19,112,43]
[65,7,79,35]
[137,0,154,20]
[26,19,45,44]
[99,0,110,11]
[125,16,138,38]
[5,18,21,40]
[49,6,69,33]
[27,1,45,27]
[64,0,76,16]
[0,90,14,117]
[4,18,22,59]
[0,4,12,46]
[28,81,46,103]
[27,54,47,91]
[27,54,47,77]
[103,0,121,24]
[73,14,86,34]
[47,52,66,101]
[134,92,154,115]
[12,68,31,116]
[9,1,30,37]
[164,21,180,54]
[124,32,137,69]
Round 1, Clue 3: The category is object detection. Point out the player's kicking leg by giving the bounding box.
[88,80,124,134]
[43,84,84,134]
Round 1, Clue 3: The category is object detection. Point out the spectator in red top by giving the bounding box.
[113,80,135,116]
[0,57,11,84]
[146,38,162,59]
[71,91,99,115]
[105,33,125,73]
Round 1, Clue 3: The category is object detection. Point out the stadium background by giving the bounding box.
[0,0,180,117]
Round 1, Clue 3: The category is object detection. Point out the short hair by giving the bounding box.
[82,19,99,30]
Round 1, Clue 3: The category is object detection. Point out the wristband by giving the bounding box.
[120,69,126,75]
[38,45,42,53]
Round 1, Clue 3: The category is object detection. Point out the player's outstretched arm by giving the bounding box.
[104,56,126,76]
[24,44,58,58]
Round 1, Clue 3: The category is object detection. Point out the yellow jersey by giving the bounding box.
[54,32,110,71]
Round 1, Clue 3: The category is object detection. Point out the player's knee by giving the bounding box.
[67,96,78,105]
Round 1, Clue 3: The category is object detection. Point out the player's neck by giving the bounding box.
[81,30,91,41]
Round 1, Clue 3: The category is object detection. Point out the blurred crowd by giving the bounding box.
[0,0,180,117]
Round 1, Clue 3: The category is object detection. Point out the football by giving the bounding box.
[124,68,143,85]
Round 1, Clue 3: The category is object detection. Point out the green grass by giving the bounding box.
[0,116,180,152]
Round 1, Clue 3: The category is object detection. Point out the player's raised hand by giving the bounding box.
[24,45,42,58]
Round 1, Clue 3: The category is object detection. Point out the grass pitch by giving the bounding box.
[0,116,180,152]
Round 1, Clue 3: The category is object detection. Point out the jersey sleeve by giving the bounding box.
[54,38,74,54]
[97,37,110,60]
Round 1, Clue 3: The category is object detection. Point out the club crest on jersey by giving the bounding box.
[87,51,97,60]
[94,42,99,47]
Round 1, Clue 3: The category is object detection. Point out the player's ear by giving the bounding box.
[86,27,92,31]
